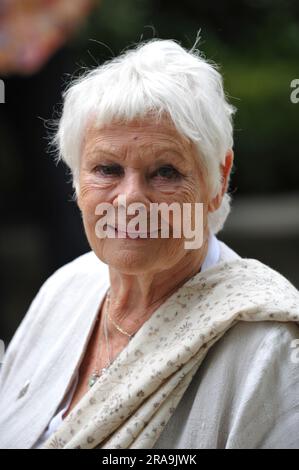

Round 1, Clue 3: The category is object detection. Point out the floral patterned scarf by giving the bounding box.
[42,257,299,449]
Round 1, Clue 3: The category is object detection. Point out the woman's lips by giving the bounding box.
[107,225,160,239]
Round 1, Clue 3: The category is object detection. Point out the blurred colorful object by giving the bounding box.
[0,0,96,75]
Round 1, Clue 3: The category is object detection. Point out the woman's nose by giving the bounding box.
[113,170,151,210]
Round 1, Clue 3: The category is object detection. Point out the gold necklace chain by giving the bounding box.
[106,289,135,338]
[88,287,135,388]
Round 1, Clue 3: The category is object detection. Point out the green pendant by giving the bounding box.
[88,369,107,388]
[88,373,99,388]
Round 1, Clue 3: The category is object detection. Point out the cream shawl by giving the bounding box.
[40,253,299,449]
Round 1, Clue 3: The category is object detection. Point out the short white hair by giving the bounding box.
[52,37,236,234]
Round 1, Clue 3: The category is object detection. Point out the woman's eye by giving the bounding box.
[94,164,124,176]
[153,165,181,180]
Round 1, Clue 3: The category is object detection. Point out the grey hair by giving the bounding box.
[52,37,236,234]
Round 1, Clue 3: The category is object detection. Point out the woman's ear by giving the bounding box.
[208,149,234,213]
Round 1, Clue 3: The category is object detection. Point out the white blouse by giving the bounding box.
[32,233,220,449]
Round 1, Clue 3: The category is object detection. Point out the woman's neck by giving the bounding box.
[105,234,209,340]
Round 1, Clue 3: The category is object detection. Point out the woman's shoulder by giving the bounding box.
[189,320,299,400]
[207,320,299,370]
[195,320,299,447]
[41,250,107,291]
[22,250,109,316]
[156,320,299,449]
[0,251,108,390]
[14,250,107,335]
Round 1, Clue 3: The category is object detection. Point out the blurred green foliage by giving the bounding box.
[65,0,299,194]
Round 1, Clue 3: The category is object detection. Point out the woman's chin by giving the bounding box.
[104,251,159,274]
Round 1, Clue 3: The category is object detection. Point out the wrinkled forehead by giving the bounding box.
[82,112,193,156]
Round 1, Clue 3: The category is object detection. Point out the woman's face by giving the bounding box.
[77,114,211,274]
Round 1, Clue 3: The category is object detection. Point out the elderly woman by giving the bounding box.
[0,38,299,450]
